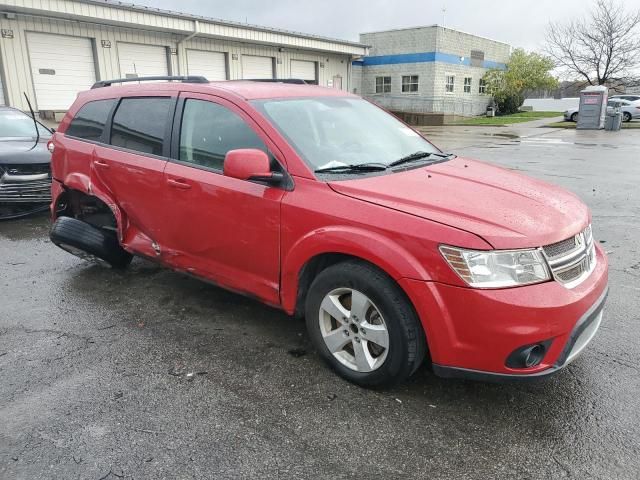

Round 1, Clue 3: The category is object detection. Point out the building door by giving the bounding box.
[186,50,227,81]
[332,75,343,90]
[26,32,97,110]
[241,55,274,79]
[117,42,169,78]
[291,60,317,84]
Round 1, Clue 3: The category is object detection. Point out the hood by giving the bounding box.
[0,138,51,165]
[328,157,589,249]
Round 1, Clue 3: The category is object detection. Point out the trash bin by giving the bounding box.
[605,103,623,131]
[486,106,495,118]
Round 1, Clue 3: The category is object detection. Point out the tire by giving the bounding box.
[50,216,133,269]
[305,260,426,387]
[623,112,632,122]
[571,112,578,122]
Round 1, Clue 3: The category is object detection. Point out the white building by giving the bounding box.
[0,0,367,115]
[353,26,511,123]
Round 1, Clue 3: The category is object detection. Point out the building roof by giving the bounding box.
[80,0,366,48]
[360,24,510,47]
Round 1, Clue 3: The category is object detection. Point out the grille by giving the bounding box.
[543,236,579,259]
[556,261,585,282]
[0,179,51,203]
[0,163,51,176]
[543,226,595,288]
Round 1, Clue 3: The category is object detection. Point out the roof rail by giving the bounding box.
[91,76,209,89]
[247,78,308,85]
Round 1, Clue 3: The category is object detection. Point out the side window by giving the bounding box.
[66,99,116,141]
[110,97,172,156]
[179,99,267,171]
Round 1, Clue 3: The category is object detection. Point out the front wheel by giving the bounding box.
[305,261,426,387]
[571,112,578,122]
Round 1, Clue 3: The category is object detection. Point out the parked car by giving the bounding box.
[565,98,640,122]
[49,77,608,387]
[0,106,53,219]
[610,94,640,103]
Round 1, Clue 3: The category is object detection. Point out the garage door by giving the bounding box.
[187,50,227,81]
[241,55,274,79]
[118,43,169,78]
[27,32,97,111]
[291,60,317,84]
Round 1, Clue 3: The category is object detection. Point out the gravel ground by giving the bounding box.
[1,126,639,480]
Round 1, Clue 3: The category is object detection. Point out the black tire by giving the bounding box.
[571,112,578,122]
[50,216,132,269]
[305,260,426,388]
[623,112,632,122]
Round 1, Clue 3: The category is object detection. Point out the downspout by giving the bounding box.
[176,20,199,75]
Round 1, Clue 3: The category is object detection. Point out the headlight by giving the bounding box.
[440,246,551,288]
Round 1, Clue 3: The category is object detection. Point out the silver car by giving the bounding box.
[564,99,640,123]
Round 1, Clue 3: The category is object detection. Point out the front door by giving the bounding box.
[161,94,286,305]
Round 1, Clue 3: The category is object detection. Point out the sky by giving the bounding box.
[128,0,640,51]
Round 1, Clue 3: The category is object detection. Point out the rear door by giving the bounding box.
[92,95,175,258]
[161,92,286,304]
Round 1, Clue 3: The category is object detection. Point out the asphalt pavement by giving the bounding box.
[1,125,639,479]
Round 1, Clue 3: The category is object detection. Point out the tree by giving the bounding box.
[545,0,640,88]
[482,49,558,114]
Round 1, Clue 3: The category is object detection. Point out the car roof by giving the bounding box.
[80,80,356,103]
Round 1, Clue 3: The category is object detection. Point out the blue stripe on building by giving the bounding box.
[352,52,506,70]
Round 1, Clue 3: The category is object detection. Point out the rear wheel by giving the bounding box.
[305,260,426,387]
[571,112,578,122]
[623,112,632,122]
[50,216,132,269]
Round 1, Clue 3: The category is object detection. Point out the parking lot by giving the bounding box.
[1,125,639,479]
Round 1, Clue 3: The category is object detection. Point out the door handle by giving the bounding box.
[94,160,110,169]
[167,178,192,190]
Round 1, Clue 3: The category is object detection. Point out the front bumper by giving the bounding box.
[399,244,609,381]
[0,171,51,219]
[432,286,607,381]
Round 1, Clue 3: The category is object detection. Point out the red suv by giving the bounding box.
[49,77,608,386]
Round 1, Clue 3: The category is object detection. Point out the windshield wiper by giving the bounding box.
[388,151,455,168]
[315,163,389,174]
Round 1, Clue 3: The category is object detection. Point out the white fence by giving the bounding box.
[523,98,579,112]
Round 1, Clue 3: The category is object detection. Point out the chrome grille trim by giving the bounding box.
[542,226,596,289]
[0,173,51,204]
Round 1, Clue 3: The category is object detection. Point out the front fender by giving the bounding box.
[280,226,430,314]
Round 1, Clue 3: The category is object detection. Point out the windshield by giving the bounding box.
[0,110,51,139]
[253,97,440,172]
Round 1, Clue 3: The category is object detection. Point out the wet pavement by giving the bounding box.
[1,126,639,479]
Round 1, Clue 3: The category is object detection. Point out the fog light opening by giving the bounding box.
[506,340,552,369]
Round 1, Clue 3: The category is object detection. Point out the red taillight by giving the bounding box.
[47,140,55,153]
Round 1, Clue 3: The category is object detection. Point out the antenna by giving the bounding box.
[23,92,40,151]
[442,7,447,28]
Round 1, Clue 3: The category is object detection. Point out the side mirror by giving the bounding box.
[223,149,283,185]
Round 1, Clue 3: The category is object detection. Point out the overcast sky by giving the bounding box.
[129,0,639,51]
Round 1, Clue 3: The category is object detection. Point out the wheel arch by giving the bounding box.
[281,226,432,317]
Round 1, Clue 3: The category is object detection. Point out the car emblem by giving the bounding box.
[8,169,19,175]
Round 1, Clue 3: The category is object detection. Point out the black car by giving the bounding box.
[0,106,53,219]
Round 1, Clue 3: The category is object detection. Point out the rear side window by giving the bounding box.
[178,99,267,171]
[66,99,115,141]
[110,97,172,156]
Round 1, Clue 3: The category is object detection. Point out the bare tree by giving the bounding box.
[545,0,640,89]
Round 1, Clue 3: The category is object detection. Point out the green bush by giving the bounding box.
[496,93,525,115]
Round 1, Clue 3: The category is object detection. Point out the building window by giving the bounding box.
[445,75,455,94]
[401,75,419,93]
[375,76,391,93]
[479,79,487,95]
[464,77,472,94]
